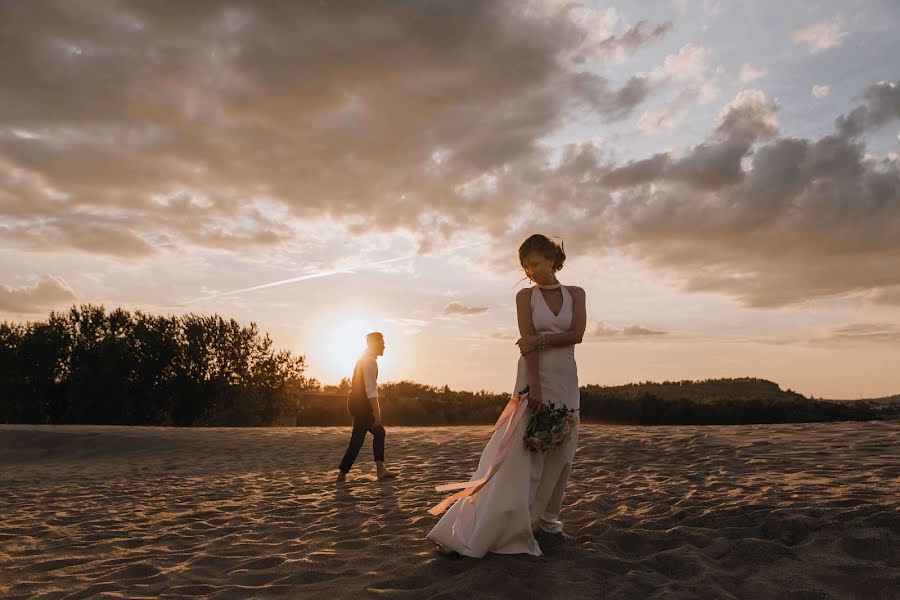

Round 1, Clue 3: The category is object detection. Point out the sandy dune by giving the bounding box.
[1,422,898,599]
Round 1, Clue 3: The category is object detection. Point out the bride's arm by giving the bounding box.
[515,288,542,393]
[542,286,586,347]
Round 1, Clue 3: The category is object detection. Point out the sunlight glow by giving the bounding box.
[320,311,378,381]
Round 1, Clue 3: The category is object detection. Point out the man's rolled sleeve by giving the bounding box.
[361,355,379,399]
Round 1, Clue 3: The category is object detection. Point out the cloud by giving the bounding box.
[443,302,489,316]
[489,330,517,341]
[791,19,848,54]
[0,0,670,259]
[383,316,429,335]
[587,20,673,62]
[814,323,900,345]
[864,285,900,306]
[835,81,900,137]
[585,321,668,340]
[739,63,766,84]
[1,4,897,313]
[598,83,900,308]
[812,85,831,99]
[613,90,779,186]
[637,44,724,134]
[652,43,713,83]
[0,275,78,314]
[487,320,669,342]
[638,89,698,134]
[505,82,898,309]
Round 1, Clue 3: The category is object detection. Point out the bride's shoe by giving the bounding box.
[532,519,572,541]
[432,541,461,558]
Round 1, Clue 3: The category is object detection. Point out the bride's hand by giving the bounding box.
[516,335,542,355]
[527,387,543,411]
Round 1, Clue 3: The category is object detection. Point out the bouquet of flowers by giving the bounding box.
[519,385,579,453]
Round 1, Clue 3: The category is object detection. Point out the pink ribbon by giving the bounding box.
[427,392,529,516]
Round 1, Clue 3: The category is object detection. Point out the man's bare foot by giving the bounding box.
[336,471,347,483]
[377,468,399,480]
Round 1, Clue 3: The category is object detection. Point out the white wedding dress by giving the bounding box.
[427,285,580,557]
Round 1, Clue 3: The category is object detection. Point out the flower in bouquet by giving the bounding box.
[518,385,579,453]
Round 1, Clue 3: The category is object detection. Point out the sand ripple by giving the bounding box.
[1,422,898,599]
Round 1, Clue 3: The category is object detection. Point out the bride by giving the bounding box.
[426,234,586,557]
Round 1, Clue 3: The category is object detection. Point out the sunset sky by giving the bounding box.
[1,1,899,399]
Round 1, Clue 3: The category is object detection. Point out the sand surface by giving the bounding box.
[1,422,898,599]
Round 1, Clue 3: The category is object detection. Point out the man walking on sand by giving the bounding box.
[337,332,399,482]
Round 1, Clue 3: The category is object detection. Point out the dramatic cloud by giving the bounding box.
[0,275,78,314]
[611,90,779,187]
[597,83,900,308]
[0,0,670,258]
[791,19,848,54]
[1,3,897,314]
[479,81,897,309]
[443,302,489,316]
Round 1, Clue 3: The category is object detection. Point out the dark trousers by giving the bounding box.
[338,411,385,473]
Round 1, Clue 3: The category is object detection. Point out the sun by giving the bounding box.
[321,313,376,379]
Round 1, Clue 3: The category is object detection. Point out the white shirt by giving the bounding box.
[360,350,379,400]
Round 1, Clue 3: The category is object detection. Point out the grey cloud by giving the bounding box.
[0,0,668,258]
[667,89,778,189]
[607,146,900,307]
[572,74,653,122]
[604,90,778,190]
[585,20,673,61]
[602,154,669,187]
[0,275,78,314]
[835,81,900,138]
[2,3,897,313]
[486,83,897,309]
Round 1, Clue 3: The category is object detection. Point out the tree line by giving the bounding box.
[300,377,883,426]
[1,305,308,426]
[1,307,889,426]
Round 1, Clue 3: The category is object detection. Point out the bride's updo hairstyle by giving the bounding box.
[518,234,566,273]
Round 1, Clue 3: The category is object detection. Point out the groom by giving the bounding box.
[336,332,399,482]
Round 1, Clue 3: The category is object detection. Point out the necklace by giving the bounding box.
[537,282,561,289]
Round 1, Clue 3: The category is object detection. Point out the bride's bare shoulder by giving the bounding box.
[565,285,586,297]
